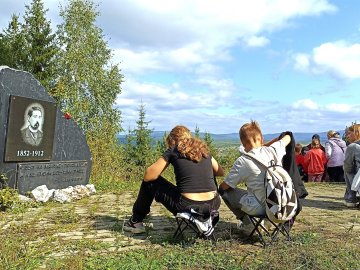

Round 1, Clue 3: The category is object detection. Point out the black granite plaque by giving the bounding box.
[0,67,92,194]
[4,95,57,162]
[17,160,88,192]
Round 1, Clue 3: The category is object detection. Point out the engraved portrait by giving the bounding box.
[21,103,44,146]
[4,95,57,162]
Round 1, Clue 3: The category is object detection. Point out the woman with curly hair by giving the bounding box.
[124,125,224,233]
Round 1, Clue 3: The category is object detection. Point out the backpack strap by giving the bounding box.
[243,147,279,169]
[328,139,345,153]
[242,152,278,187]
[242,152,269,169]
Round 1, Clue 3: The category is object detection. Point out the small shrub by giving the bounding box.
[0,187,19,211]
[0,173,8,189]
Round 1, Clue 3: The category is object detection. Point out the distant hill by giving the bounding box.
[118,130,344,147]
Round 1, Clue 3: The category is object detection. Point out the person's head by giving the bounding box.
[167,125,209,162]
[302,146,309,155]
[346,123,360,143]
[311,138,320,149]
[27,106,42,131]
[239,120,263,151]
[312,134,320,141]
[327,130,340,139]
[166,125,192,148]
[295,143,303,154]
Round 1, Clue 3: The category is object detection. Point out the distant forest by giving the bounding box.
[118,130,345,147]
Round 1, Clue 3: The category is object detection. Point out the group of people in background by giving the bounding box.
[295,131,346,183]
[295,124,360,208]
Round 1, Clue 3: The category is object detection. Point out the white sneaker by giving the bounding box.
[344,202,357,208]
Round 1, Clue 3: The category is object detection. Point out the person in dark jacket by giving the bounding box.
[279,131,308,200]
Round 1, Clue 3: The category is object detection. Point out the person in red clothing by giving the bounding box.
[295,143,307,180]
[304,138,327,182]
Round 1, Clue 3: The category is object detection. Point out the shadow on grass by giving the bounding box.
[89,213,284,248]
[95,213,242,246]
[301,198,346,211]
[90,215,119,230]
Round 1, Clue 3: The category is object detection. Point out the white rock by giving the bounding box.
[72,185,90,199]
[30,185,54,202]
[29,184,96,204]
[86,184,96,194]
[62,186,74,194]
[53,189,72,203]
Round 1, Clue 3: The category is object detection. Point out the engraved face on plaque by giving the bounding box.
[4,95,57,162]
[21,103,44,147]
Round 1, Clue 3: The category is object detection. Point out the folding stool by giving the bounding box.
[173,209,219,243]
[247,214,292,247]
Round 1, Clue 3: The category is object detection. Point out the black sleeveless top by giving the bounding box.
[162,146,217,193]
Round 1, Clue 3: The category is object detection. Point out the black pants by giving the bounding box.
[327,166,345,182]
[132,176,221,222]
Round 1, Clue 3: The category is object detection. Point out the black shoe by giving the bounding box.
[123,218,146,234]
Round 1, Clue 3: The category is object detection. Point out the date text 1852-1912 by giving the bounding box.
[17,150,44,157]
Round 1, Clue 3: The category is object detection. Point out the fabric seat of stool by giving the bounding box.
[173,208,219,242]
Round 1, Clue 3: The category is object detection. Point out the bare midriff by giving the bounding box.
[181,191,217,201]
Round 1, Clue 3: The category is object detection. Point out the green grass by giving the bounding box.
[1,180,359,269]
[39,233,360,270]
[1,216,359,270]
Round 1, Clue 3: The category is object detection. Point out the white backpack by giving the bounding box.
[244,149,298,223]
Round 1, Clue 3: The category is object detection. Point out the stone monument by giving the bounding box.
[0,66,92,194]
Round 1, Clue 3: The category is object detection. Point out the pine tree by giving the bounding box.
[133,103,153,167]
[0,0,58,89]
[0,15,26,68]
[194,125,200,138]
[204,131,218,159]
[156,131,168,155]
[22,0,58,90]
[123,127,136,164]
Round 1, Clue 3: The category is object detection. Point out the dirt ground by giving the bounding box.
[1,183,359,257]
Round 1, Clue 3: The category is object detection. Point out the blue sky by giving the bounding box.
[1,0,359,134]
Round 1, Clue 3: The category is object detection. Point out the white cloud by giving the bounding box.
[294,41,360,79]
[113,49,165,74]
[117,77,234,111]
[325,103,352,113]
[293,53,310,71]
[277,99,360,134]
[244,36,270,47]
[292,99,319,110]
[99,0,336,74]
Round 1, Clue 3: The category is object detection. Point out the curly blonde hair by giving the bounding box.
[166,125,209,162]
[348,123,360,141]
